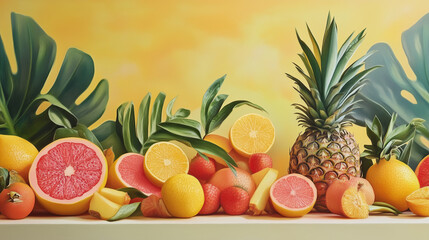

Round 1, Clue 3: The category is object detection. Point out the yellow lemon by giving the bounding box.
[144,142,189,187]
[366,157,420,211]
[161,174,204,218]
[229,113,275,158]
[0,134,38,181]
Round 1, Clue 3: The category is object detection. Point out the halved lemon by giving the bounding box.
[144,142,189,187]
[229,113,275,157]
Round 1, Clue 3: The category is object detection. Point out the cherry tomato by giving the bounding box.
[0,182,35,219]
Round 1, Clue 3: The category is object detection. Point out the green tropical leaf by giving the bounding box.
[144,130,237,172]
[352,13,429,169]
[54,123,103,150]
[150,93,166,134]
[201,75,226,133]
[108,202,141,221]
[0,13,108,149]
[137,93,151,144]
[93,120,127,157]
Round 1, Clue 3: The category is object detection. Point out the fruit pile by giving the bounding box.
[2,13,429,222]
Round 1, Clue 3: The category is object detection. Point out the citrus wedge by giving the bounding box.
[144,142,189,187]
[406,187,429,216]
[229,113,275,157]
[107,153,161,197]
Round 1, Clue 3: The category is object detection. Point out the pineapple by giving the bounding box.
[287,15,378,211]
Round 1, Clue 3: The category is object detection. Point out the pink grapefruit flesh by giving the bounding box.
[270,174,317,217]
[110,153,161,197]
[416,155,429,187]
[29,138,108,215]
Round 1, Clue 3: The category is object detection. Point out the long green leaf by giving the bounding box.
[321,18,338,97]
[122,103,141,153]
[93,120,127,157]
[158,121,202,139]
[207,100,266,134]
[150,92,166,134]
[201,75,226,133]
[206,94,228,131]
[144,130,237,171]
[137,93,151,144]
[54,123,103,150]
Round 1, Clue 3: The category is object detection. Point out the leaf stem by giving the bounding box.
[0,100,16,135]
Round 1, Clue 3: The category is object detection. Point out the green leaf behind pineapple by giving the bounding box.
[352,13,429,169]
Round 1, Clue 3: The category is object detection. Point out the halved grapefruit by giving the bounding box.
[270,174,317,217]
[107,153,161,197]
[416,155,429,187]
[28,138,108,215]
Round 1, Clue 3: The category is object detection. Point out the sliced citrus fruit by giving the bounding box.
[144,142,189,187]
[341,187,369,219]
[406,187,429,216]
[229,113,275,157]
[270,173,316,217]
[28,138,108,215]
[107,153,161,197]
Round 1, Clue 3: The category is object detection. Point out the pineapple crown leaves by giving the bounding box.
[200,75,266,136]
[361,113,426,164]
[287,13,379,132]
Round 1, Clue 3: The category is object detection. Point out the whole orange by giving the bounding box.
[366,157,420,211]
[0,135,38,181]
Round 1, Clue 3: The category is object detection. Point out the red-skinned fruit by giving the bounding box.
[199,184,221,215]
[248,153,273,173]
[0,182,35,219]
[220,186,250,215]
[188,155,216,182]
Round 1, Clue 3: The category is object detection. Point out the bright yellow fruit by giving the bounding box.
[229,113,275,157]
[406,187,429,217]
[99,188,130,205]
[89,192,121,220]
[144,142,189,187]
[249,168,278,215]
[0,134,38,181]
[252,168,271,186]
[161,174,204,218]
[366,158,420,211]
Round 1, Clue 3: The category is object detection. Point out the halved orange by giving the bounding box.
[144,142,189,187]
[229,113,275,157]
[406,187,429,217]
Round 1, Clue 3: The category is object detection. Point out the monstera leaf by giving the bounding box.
[0,13,108,148]
[352,13,429,169]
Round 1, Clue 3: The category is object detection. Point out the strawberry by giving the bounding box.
[248,153,273,173]
[199,183,221,215]
[220,186,250,215]
[188,155,216,182]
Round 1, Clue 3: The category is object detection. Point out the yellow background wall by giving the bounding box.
[1,0,429,176]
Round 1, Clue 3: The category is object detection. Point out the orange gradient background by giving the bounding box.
[1,0,429,176]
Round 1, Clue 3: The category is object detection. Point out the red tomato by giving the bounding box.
[0,182,35,219]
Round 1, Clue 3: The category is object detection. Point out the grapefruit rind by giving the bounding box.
[107,153,161,197]
[28,138,108,216]
[270,174,316,218]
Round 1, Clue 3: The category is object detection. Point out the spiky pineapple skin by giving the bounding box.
[289,129,361,212]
